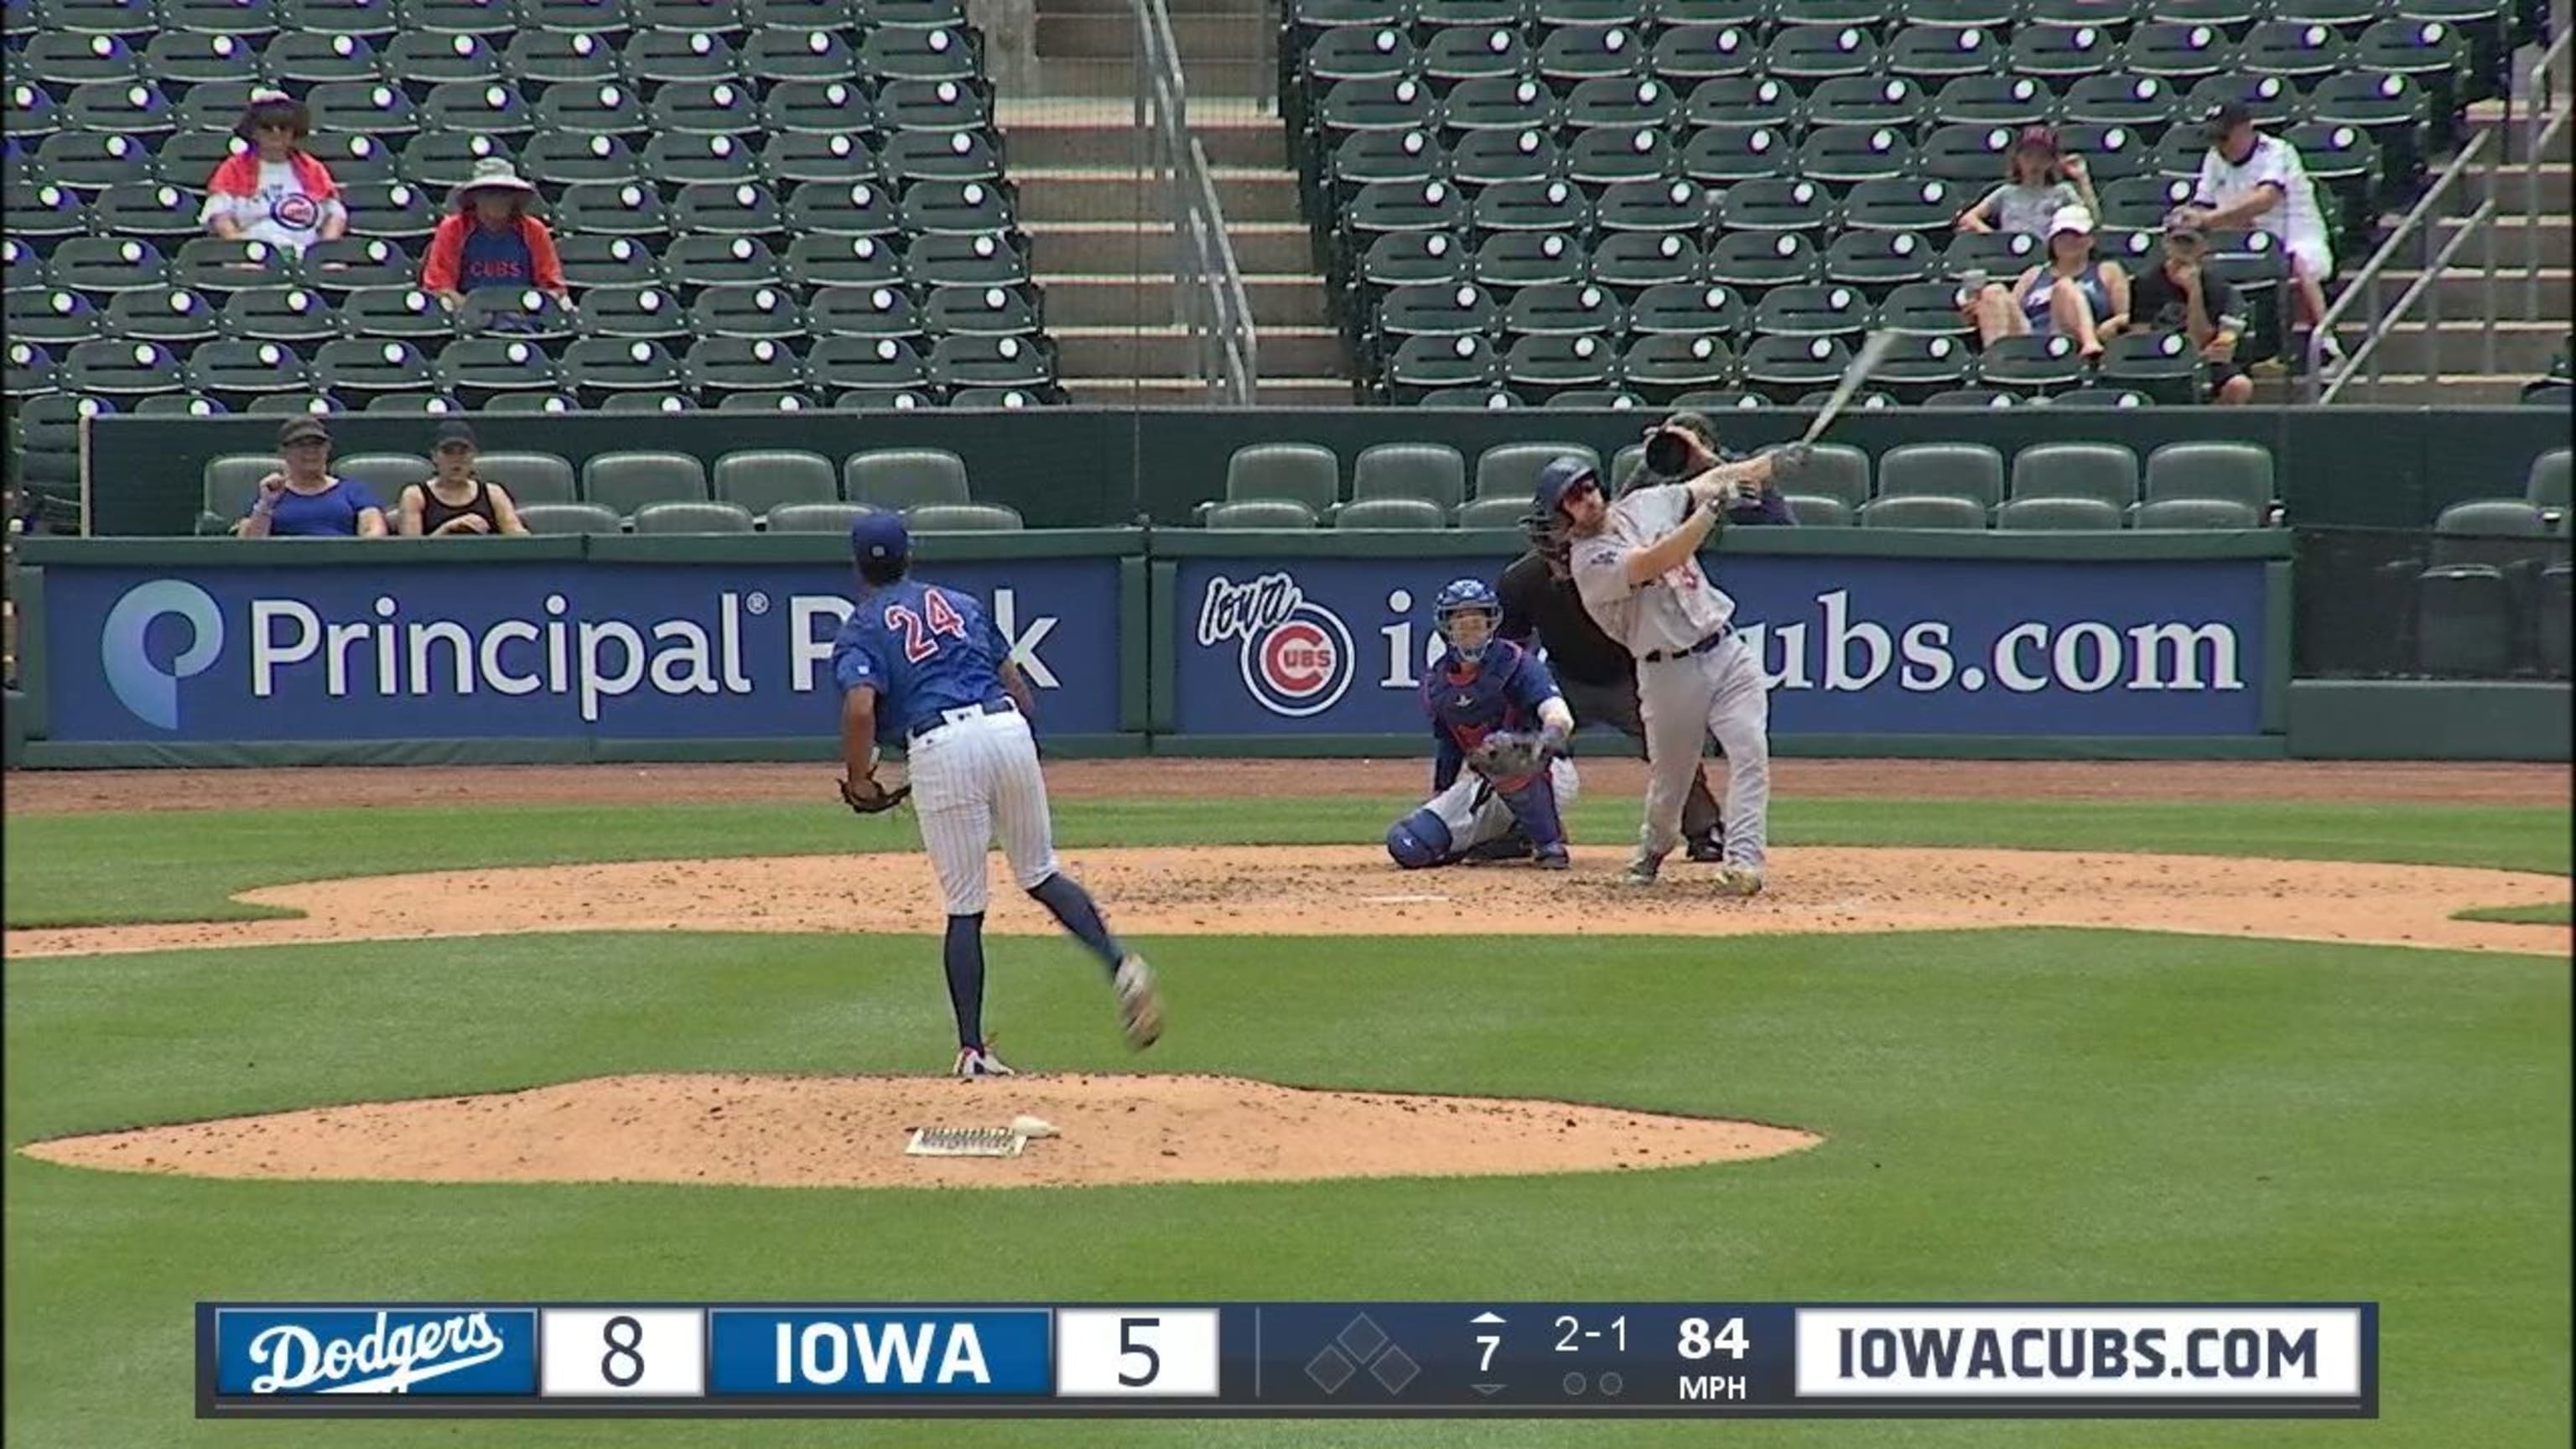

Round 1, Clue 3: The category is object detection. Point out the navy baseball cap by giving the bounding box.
[849,509,910,564]
[1531,455,1601,519]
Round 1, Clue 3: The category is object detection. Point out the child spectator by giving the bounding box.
[1955,127,2101,242]
[421,159,571,314]
[198,89,348,255]
[237,417,389,538]
[397,420,528,537]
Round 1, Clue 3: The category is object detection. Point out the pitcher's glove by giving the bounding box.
[839,773,911,816]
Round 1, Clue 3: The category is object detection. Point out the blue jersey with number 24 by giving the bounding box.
[830,580,1012,745]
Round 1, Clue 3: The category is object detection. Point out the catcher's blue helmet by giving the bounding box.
[1433,577,1502,662]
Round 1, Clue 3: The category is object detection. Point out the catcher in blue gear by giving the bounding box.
[1384,578,1583,870]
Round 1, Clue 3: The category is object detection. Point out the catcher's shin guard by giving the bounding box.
[1492,771,1568,856]
[1385,808,1456,870]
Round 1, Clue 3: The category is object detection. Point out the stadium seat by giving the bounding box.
[1683,75,1797,128]
[907,502,1025,532]
[780,284,907,344]
[1563,125,1680,188]
[1884,23,2002,82]
[1843,177,1968,235]
[1456,496,1535,527]
[1791,444,1873,510]
[1416,387,1521,407]
[296,238,415,297]
[1823,229,1939,290]
[2098,330,2205,404]
[1975,334,2090,394]
[5,341,60,398]
[664,236,787,290]
[104,285,221,343]
[2143,440,2274,512]
[218,286,337,345]
[1475,442,1592,501]
[1716,177,1832,236]
[1997,496,2125,530]
[202,452,283,522]
[2527,448,2572,509]
[1782,493,1853,525]
[845,448,971,511]
[1704,231,1820,288]
[1860,494,1988,528]
[472,451,579,506]
[1869,333,1976,402]
[309,339,438,400]
[1877,441,2006,508]
[1753,283,1870,339]
[2412,565,2516,675]
[1205,499,1322,529]
[1623,333,1737,401]
[1739,334,1851,400]
[685,338,808,400]
[1924,386,2030,407]
[1678,124,1790,186]
[1470,234,1584,293]
[764,501,875,534]
[644,133,764,190]
[6,286,101,346]
[516,501,626,534]
[808,336,932,398]
[1504,283,1627,338]
[1929,73,2057,127]
[1223,442,1343,513]
[582,451,711,515]
[480,392,584,413]
[2050,385,2157,408]
[1384,334,1501,402]
[2428,499,2553,569]
[330,451,434,499]
[361,392,464,415]
[1566,76,1684,129]
[502,29,622,87]
[2010,442,2142,508]
[1335,496,1450,529]
[1306,23,1418,86]
[632,500,756,535]
[1799,124,1914,184]
[1876,280,1976,336]
[1590,232,1703,290]
[2132,496,2261,528]
[336,287,453,343]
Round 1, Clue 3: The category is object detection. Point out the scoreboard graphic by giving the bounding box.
[200,1302,2376,1419]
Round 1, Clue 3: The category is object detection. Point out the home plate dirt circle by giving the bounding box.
[18,1074,1822,1191]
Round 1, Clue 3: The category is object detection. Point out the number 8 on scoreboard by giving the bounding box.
[1053,1310,1222,1398]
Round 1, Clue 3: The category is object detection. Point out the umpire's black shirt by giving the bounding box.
[1497,551,1634,689]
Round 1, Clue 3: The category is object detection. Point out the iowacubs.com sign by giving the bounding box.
[1176,555,2267,737]
[44,559,1122,742]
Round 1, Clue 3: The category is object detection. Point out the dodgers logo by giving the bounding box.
[101,579,224,730]
[213,1307,538,1396]
[1197,571,1355,719]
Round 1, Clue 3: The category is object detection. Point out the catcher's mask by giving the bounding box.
[1433,578,1503,662]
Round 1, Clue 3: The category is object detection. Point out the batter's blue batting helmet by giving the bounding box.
[1433,577,1502,662]
[849,510,911,566]
[1530,454,1601,521]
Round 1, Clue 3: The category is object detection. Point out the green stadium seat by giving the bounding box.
[1807,75,1935,132]
[328,451,433,500]
[1206,499,1323,529]
[400,0,522,38]
[6,286,102,346]
[2051,385,2157,408]
[1590,231,1702,290]
[2413,566,2516,674]
[635,0,750,29]
[1997,496,2125,531]
[1861,495,1988,529]
[502,29,622,87]
[1507,283,1628,340]
[907,502,1025,532]
[808,336,932,398]
[1384,334,1502,402]
[1739,333,1851,401]
[845,448,971,511]
[1884,23,2004,82]
[478,392,584,414]
[162,0,280,35]
[2010,442,2141,509]
[34,129,153,192]
[880,130,1004,185]
[1799,124,1914,184]
[2428,500,2553,571]
[632,501,757,535]
[1783,493,1852,525]
[20,33,144,89]
[1224,443,1343,513]
[2143,441,2274,512]
[1306,23,1418,85]
[1678,124,1789,186]
[1753,283,1869,340]
[1870,333,1977,402]
[1716,177,1831,236]
[1566,76,1684,129]
[858,24,981,85]
[470,451,578,506]
[360,392,464,415]
[2098,330,2206,405]
[1878,441,2006,508]
[1456,496,1535,527]
[1975,334,2090,395]
[743,26,861,84]
[561,338,689,403]
[62,337,188,400]
[2132,496,2260,528]
[2527,449,2572,509]
[1623,333,1737,402]
[217,286,337,345]
[593,392,697,415]
[1320,443,1457,514]
[685,338,805,399]
[583,450,711,515]
[534,81,652,140]
[1764,23,1880,80]
[764,501,874,534]
[1929,73,2056,127]
[1475,442,1592,502]
[1334,497,1450,529]
[903,233,1032,291]
[1788,444,1872,509]
[516,501,626,535]
[1683,76,1797,128]
[202,452,281,522]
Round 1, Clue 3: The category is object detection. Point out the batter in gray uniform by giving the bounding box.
[1534,448,1803,892]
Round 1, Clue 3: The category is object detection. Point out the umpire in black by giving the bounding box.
[1497,412,1795,862]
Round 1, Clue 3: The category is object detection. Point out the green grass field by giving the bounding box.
[4,791,2568,1448]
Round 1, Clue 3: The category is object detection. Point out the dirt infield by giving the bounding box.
[10,844,2567,959]
[6,758,2567,814]
[20,1073,1820,1191]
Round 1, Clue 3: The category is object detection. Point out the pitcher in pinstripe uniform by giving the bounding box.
[832,512,1163,1078]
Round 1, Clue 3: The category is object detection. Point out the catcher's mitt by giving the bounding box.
[839,774,912,816]
[1467,731,1550,780]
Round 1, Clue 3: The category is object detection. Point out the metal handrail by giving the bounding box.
[2309,128,2499,402]
[1135,0,1260,404]
[2525,21,2573,317]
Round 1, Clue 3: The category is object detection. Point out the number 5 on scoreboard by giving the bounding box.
[1053,1310,1221,1398]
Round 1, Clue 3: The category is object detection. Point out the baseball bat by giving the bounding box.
[1800,330,1899,445]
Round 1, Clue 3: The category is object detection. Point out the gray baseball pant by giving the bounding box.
[1555,673,1724,844]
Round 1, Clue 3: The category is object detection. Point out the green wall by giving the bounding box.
[86,406,2573,538]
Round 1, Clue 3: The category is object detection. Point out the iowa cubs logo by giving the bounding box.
[270,192,321,231]
[1197,572,1354,718]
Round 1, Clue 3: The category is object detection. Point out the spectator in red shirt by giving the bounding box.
[200,89,347,255]
[421,158,570,314]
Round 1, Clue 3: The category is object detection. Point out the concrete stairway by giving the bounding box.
[2313,14,2573,403]
[999,0,1351,405]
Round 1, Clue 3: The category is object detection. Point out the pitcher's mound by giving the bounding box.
[19,1073,1820,1191]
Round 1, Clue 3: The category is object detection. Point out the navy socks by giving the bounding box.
[943,912,987,1048]
[1026,872,1125,975]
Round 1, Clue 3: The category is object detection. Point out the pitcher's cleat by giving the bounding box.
[1713,865,1766,898]
[953,1042,1016,1078]
[1622,848,1668,886]
[1114,953,1164,1051]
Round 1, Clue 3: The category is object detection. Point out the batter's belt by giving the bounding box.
[1639,624,1735,665]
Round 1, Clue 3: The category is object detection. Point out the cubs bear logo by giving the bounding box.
[1196,571,1356,719]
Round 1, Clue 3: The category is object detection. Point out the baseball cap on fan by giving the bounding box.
[849,509,911,564]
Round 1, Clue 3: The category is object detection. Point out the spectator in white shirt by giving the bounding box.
[197,89,349,257]
[2175,101,2340,365]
